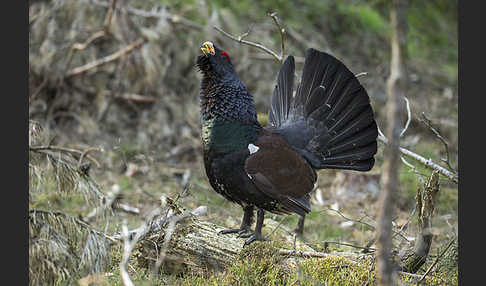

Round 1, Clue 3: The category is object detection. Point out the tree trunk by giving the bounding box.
[377,0,408,285]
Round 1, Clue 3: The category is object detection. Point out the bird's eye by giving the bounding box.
[220,51,230,62]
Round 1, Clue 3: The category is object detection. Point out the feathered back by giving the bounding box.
[268,49,378,171]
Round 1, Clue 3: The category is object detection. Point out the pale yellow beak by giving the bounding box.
[201,41,215,56]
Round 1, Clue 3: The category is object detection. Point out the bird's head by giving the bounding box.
[196,41,234,78]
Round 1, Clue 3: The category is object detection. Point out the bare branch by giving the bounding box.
[268,12,285,60]
[66,38,146,78]
[83,188,120,223]
[378,134,458,184]
[322,208,411,242]
[278,249,355,260]
[400,97,412,137]
[30,145,101,168]
[355,72,368,78]
[400,156,427,184]
[324,241,376,252]
[91,0,203,31]
[214,26,282,62]
[103,0,117,31]
[119,208,163,285]
[120,220,135,286]
[419,112,457,173]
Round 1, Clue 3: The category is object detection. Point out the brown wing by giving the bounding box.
[244,133,317,216]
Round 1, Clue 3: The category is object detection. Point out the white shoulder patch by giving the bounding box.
[248,143,260,154]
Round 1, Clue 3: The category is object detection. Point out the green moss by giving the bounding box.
[299,256,375,285]
[222,241,290,285]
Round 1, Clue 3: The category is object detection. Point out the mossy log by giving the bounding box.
[135,211,320,274]
[131,169,441,277]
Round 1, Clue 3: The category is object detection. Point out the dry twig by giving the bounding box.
[30,145,101,168]
[400,97,412,137]
[268,12,286,60]
[214,26,282,62]
[417,238,455,283]
[419,112,457,173]
[66,38,146,78]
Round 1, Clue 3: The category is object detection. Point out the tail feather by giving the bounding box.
[268,56,295,127]
[268,48,378,172]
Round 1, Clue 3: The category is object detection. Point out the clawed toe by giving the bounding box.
[219,228,241,235]
[237,228,253,238]
[219,227,253,238]
[243,233,266,247]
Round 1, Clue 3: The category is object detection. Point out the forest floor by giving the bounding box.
[30,133,458,285]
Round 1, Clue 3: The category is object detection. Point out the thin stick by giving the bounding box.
[417,238,455,283]
[400,156,427,184]
[279,249,358,261]
[400,97,412,137]
[269,12,285,61]
[66,38,145,78]
[279,249,332,258]
[119,208,163,285]
[77,147,103,169]
[30,145,101,168]
[84,188,120,223]
[120,221,135,286]
[91,0,203,31]
[378,135,458,184]
[419,112,457,173]
[322,208,411,242]
[103,0,117,31]
[214,26,282,62]
[324,241,376,252]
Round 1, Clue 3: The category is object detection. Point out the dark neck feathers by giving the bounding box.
[199,71,259,125]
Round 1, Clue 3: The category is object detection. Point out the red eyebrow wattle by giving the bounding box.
[221,51,230,61]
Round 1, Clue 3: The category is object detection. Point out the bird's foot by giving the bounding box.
[218,228,241,235]
[219,227,253,238]
[237,228,253,238]
[243,233,267,247]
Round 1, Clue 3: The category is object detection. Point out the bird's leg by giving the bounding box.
[243,208,267,246]
[294,215,305,237]
[219,205,254,237]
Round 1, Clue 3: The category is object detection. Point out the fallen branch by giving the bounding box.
[30,145,101,168]
[120,208,162,286]
[66,38,146,78]
[279,249,334,259]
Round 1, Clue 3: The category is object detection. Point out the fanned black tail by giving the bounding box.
[268,48,378,171]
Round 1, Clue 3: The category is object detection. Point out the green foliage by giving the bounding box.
[407,1,458,80]
[336,3,389,36]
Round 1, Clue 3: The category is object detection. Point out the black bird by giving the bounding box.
[196,41,378,245]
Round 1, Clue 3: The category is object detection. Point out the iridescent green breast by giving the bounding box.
[202,118,259,154]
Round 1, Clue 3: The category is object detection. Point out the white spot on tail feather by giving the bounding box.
[248,143,260,154]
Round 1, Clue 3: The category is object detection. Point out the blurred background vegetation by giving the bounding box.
[29,0,458,284]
